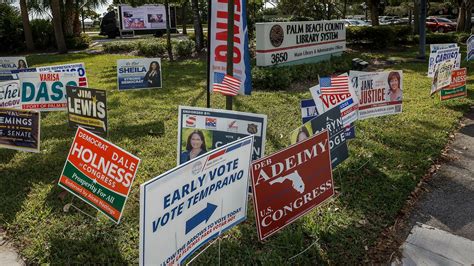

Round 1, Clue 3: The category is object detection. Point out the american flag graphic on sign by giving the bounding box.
[213,73,241,96]
[79,77,87,87]
[319,75,350,95]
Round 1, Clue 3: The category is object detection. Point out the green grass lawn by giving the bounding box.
[0,47,473,264]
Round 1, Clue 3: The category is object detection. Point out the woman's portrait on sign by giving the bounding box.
[144,61,161,88]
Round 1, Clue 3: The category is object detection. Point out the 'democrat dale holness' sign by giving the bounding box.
[256,21,345,66]
[59,127,140,223]
[140,136,254,265]
[441,68,467,101]
[19,72,80,111]
[251,131,334,240]
[0,108,40,152]
[67,86,108,136]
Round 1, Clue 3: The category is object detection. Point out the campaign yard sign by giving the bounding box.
[300,98,355,139]
[117,58,162,90]
[209,0,252,95]
[428,46,460,77]
[468,35,474,61]
[0,108,40,152]
[0,57,28,73]
[19,72,80,111]
[0,80,21,109]
[291,106,348,168]
[350,70,403,120]
[431,59,455,95]
[59,127,141,223]
[36,63,88,87]
[66,86,108,136]
[310,74,358,126]
[251,130,334,240]
[256,21,346,67]
[440,68,467,101]
[177,106,267,165]
[140,136,254,265]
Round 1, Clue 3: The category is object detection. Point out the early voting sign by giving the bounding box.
[66,86,108,136]
[291,106,348,168]
[0,57,28,73]
[0,108,40,152]
[467,35,474,61]
[0,80,21,109]
[441,68,467,101]
[19,72,80,111]
[310,74,358,126]
[59,127,141,223]
[209,0,252,95]
[350,70,403,120]
[428,46,460,77]
[177,106,267,165]
[140,136,254,265]
[251,130,334,240]
[256,20,345,66]
[117,58,162,90]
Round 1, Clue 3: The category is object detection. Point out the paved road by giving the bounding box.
[0,228,22,266]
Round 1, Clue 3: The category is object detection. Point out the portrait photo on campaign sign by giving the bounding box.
[177,106,267,165]
[140,136,254,265]
[291,106,348,168]
[0,108,40,153]
[58,127,141,224]
[0,57,28,73]
[66,86,108,136]
[251,130,334,241]
[19,72,81,111]
[0,80,21,109]
[350,70,403,120]
[117,58,162,90]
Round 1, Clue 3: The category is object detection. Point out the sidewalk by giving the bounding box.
[0,227,22,266]
[395,108,474,265]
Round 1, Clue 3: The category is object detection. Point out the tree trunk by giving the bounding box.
[457,0,466,32]
[181,1,188,35]
[73,5,82,37]
[165,0,174,61]
[369,0,380,26]
[20,0,35,51]
[191,0,204,52]
[413,0,420,34]
[51,0,68,53]
[464,1,472,32]
[64,0,75,37]
[343,0,347,18]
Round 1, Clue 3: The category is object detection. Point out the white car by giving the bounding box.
[343,19,371,27]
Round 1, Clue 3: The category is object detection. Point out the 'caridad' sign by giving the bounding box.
[19,72,80,111]
[209,0,252,95]
[256,21,346,66]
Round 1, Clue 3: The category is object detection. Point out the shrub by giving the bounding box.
[30,19,55,50]
[102,41,137,53]
[425,33,457,44]
[188,32,208,49]
[347,25,414,48]
[0,3,24,53]
[173,39,194,58]
[65,33,91,50]
[136,39,167,57]
[252,66,292,91]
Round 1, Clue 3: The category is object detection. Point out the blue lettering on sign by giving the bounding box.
[119,67,146,74]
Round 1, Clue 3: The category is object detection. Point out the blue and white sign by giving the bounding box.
[12,63,88,87]
[467,35,474,61]
[428,45,460,77]
[300,98,355,139]
[117,58,162,90]
[0,57,28,74]
[140,136,254,265]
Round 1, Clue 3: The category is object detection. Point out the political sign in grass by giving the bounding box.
[0,57,28,73]
[431,59,456,95]
[251,130,333,240]
[177,106,267,165]
[291,106,348,168]
[467,35,474,61]
[0,108,40,152]
[19,72,80,111]
[66,86,108,136]
[117,58,162,90]
[428,45,460,77]
[35,63,88,87]
[0,80,21,109]
[440,68,467,101]
[310,74,358,126]
[210,0,252,95]
[256,20,345,67]
[300,98,355,139]
[350,70,403,120]
[58,127,140,223]
[140,136,254,265]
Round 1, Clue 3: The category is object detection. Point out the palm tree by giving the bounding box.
[50,0,67,53]
[191,0,204,52]
[19,0,35,51]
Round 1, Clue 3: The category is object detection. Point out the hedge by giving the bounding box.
[102,39,195,58]
[346,25,413,48]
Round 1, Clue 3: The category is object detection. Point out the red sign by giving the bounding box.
[251,130,334,240]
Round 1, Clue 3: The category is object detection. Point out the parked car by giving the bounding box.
[379,16,400,25]
[426,17,457,33]
[343,19,371,27]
